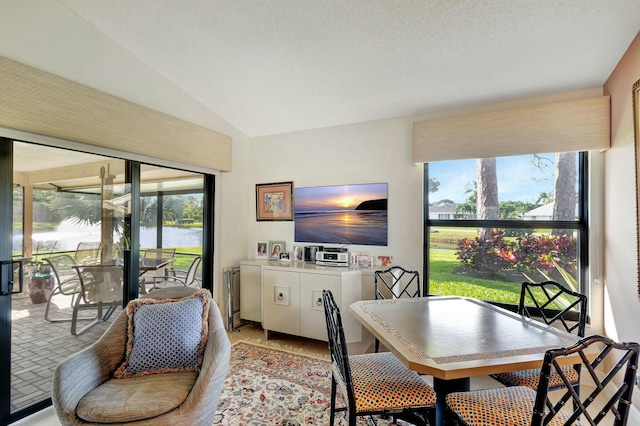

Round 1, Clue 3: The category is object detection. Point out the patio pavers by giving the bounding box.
[10,292,121,412]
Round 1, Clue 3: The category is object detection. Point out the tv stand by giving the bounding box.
[239,260,374,344]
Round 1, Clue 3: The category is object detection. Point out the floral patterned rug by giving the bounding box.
[213,341,393,425]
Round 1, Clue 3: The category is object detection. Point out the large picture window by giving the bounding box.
[425,152,587,310]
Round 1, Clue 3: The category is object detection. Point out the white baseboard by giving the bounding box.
[11,406,57,426]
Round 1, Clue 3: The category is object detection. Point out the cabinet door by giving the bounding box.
[299,273,341,341]
[263,270,300,336]
[240,264,262,322]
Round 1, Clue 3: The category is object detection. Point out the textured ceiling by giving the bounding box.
[3,1,640,137]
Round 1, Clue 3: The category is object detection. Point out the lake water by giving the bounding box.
[12,220,202,253]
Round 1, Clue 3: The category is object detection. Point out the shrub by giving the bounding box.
[455,230,576,279]
[456,229,516,272]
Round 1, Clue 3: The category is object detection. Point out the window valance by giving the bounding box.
[0,56,232,171]
[412,96,610,163]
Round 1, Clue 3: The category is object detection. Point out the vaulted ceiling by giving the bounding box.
[1,1,639,137]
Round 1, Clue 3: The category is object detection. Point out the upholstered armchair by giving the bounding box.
[52,286,230,425]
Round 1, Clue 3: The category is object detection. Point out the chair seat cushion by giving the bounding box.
[446,386,572,426]
[493,364,579,389]
[345,352,436,413]
[76,372,198,423]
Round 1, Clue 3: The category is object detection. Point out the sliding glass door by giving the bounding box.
[0,139,215,424]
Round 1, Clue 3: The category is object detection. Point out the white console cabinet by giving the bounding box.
[239,260,370,343]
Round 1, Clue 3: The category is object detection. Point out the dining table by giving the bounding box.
[349,296,583,426]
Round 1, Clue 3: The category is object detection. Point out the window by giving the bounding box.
[425,152,587,310]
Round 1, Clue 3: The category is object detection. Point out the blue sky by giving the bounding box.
[428,153,573,204]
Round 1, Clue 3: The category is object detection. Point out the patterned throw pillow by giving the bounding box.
[113,289,211,378]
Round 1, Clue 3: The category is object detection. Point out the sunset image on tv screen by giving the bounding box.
[294,183,388,246]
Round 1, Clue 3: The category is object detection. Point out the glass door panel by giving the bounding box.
[138,165,204,293]
[11,142,125,414]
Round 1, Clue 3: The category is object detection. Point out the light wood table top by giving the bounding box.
[349,296,581,380]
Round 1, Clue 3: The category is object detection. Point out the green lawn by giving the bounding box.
[429,248,523,304]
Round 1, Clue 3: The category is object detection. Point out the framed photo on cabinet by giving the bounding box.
[269,241,286,260]
[279,252,291,262]
[256,241,268,259]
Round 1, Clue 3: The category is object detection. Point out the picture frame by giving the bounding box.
[256,181,294,221]
[377,255,393,267]
[356,254,373,268]
[292,245,303,262]
[279,252,291,262]
[256,241,268,259]
[269,241,286,260]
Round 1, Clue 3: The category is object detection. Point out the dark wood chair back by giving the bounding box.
[322,290,357,421]
[374,266,422,300]
[533,335,639,426]
[519,280,587,337]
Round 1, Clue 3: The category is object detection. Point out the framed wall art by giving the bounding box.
[256,181,294,221]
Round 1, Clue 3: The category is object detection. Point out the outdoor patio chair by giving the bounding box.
[70,264,122,335]
[142,247,176,273]
[150,256,202,291]
[140,248,176,293]
[44,254,122,335]
[447,335,639,426]
[491,280,588,396]
[43,255,94,324]
[322,289,436,426]
[374,266,424,352]
[73,242,101,266]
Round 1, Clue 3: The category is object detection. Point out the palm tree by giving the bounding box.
[476,158,499,240]
[552,152,577,235]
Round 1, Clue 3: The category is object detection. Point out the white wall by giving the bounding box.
[235,87,608,280]
[603,34,640,345]
[246,117,425,272]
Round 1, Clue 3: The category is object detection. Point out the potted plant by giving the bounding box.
[25,241,56,304]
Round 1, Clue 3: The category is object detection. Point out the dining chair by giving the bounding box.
[491,281,588,395]
[446,335,639,426]
[322,289,436,426]
[374,266,423,352]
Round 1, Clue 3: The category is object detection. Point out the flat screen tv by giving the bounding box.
[294,183,388,246]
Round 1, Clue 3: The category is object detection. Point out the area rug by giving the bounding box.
[213,340,394,425]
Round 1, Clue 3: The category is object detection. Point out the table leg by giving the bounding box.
[433,377,470,426]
